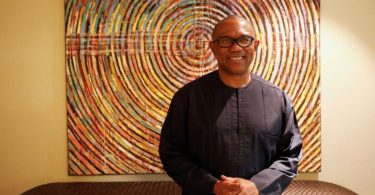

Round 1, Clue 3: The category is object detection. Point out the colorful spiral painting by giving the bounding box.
[66,0,320,175]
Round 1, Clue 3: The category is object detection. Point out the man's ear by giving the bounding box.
[209,41,215,53]
[253,40,260,51]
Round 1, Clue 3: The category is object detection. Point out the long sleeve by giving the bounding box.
[159,92,218,195]
[250,92,303,194]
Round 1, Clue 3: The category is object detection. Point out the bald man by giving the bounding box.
[159,16,302,195]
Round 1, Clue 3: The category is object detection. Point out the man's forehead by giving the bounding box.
[212,17,255,38]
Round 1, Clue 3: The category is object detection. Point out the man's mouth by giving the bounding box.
[229,56,244,60]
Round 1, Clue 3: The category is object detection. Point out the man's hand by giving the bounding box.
[213,179,241,195]
[213,175,259,195]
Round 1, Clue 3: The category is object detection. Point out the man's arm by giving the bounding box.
[250,92,303,194]
[159,93,218,194]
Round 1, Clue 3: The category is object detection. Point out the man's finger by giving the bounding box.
[221,181,241,190]
[221,175,240,183]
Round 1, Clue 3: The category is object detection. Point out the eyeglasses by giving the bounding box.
[213,36,255,48]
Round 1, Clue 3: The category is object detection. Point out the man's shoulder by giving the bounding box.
[251,74,293,109]
[174,71,217,97]
[178,71,216,91]
[251,74,291,104]
[251,74,282,92]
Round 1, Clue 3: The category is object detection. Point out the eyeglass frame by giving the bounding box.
[213,36,256,48]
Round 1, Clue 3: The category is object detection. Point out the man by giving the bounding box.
[159,16,302,195]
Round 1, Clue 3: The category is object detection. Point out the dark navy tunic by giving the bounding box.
[159,70,302,195]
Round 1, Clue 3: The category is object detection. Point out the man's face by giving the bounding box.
[210,18,259,76]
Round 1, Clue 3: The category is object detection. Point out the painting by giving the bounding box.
[66,0,320,175]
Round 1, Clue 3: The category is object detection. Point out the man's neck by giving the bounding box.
[218,70,252,89]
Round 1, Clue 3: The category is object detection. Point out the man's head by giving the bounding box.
[210,16,259,76]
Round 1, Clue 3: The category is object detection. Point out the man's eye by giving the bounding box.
[221,38,233,43]
[238,38,251,44]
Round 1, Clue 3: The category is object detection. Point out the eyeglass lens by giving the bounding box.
[216,36,254,48]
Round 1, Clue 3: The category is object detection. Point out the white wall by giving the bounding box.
[319,0,375,193]
[0,0,374,194]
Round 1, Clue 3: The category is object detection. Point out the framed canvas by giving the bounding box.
[65,0,320,175]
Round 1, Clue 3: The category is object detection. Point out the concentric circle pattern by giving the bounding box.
[65,0,320,174]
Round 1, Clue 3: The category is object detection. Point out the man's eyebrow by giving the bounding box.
[215,34,254,38]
